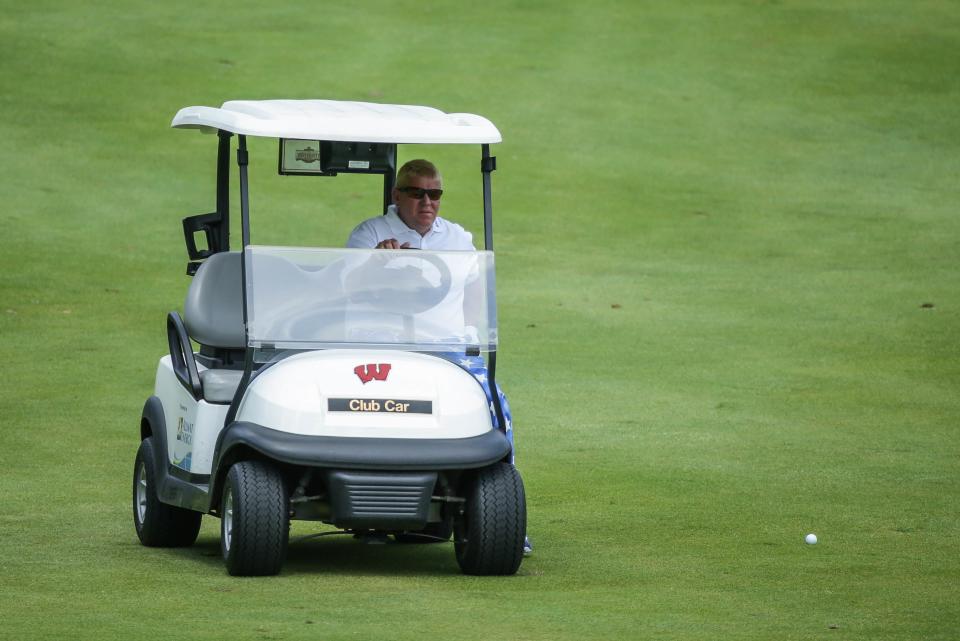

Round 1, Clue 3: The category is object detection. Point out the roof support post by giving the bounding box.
[236,134,251,333]
[237,135,251,248]
[215,130,233,251]
[227,134,255,429]
[479,144,506,439]
[481,144,496,251]
[382,144,397,213]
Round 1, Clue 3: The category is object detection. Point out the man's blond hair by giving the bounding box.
[396,159,441,189]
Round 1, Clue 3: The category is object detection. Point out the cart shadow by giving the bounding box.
[285,536,460,576]
[180,533,460,577]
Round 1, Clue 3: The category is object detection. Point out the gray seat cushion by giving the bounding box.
[200,368,244,404]
[184,252,245,348]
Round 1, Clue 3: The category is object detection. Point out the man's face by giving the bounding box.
[393,174,442,236]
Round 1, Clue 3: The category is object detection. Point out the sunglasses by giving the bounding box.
[398,186,443,201]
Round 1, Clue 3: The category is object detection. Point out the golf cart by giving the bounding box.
[132,100,526,576]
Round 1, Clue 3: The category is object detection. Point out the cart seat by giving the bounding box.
[181,250,312,404]
[182,252,245,403]
[184,251,245,349]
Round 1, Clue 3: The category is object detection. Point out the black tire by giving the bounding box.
[454,463,526,575]
[133,437,202,547]
[394,519,454,544]
[220,461,289,576]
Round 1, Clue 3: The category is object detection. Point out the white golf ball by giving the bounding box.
[805,533,818,545]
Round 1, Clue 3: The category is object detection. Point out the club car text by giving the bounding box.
[328,398,433,414]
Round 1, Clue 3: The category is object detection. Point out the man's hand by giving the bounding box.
[375,239,412,249]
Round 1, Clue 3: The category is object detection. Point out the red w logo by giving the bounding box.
[354,363,391,384]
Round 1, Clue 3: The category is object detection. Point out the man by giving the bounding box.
[347,159,532,556]
[347,159,473,250]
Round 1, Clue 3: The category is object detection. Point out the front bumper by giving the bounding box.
[215,421,511,471]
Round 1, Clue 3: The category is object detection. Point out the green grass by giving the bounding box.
[2,0,959,639]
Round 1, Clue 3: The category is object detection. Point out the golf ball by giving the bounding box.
[805,533,818,545]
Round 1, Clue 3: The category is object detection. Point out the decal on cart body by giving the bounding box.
[354,363,391,384]
[176,416,194,445]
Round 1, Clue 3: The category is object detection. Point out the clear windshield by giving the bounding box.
[244,246,497,355]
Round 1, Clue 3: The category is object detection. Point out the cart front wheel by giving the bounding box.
[454,463,526,575]
[220,461,289,576]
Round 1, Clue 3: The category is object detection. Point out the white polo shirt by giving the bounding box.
[346,205,475,250]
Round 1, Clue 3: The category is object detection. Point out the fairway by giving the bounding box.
[1,1,958,639]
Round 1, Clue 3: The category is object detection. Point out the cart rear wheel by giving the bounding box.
[454,463,526,575]
[220,461,289,576]
[132,437,202,547]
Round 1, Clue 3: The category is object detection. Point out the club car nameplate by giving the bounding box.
[328,398,433,414]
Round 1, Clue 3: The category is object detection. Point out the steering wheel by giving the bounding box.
[347,252,453,313]
[255,252,457,342]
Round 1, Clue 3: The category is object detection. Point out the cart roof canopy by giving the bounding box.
[172,99,501,144]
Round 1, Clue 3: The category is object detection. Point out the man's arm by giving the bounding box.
[346,221,377,248]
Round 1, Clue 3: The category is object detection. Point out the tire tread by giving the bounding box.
[222,461,288,576]
[455,463,526,575]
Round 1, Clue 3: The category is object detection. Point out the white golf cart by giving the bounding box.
[132,100,526,576]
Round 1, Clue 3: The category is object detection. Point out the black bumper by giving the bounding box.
[215,421,511,472]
